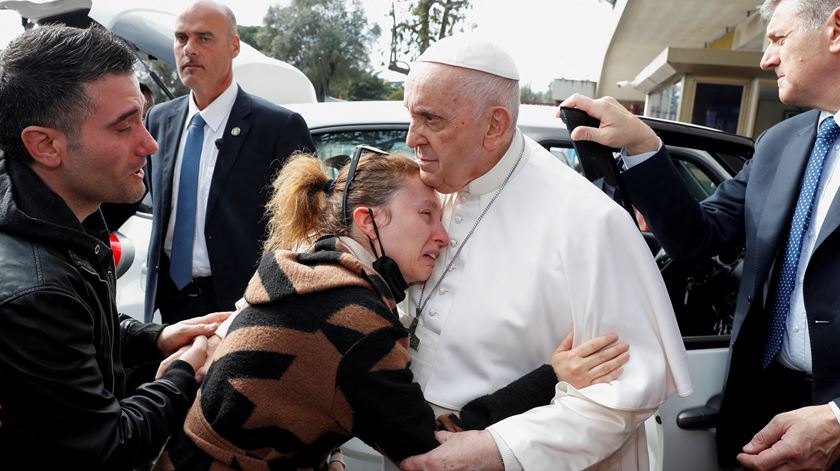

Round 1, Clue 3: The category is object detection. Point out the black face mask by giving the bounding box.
[366,208,408,303]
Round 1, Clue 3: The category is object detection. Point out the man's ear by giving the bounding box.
[231,34,241,59]
[352,207,377,241]
[829,7,840,53]
[483,106,513,151]
[20,125,66,169]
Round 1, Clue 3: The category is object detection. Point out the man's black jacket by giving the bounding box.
[0,155,198,469]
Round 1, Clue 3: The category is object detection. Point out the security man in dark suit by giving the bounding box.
[144,0,315,324]
[562,1,840,469]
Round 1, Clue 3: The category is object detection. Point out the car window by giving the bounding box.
[716,151,748,174]
[658,155,734,347]
[134,57,189,104]
[311,129,413,176]
[548,146,582,173]
[672,159,718,201]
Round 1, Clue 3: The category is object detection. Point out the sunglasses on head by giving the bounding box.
[341,144,389,227]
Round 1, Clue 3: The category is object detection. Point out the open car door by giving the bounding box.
[573,116,754,471]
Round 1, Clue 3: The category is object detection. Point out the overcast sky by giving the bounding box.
[0,0,619,92]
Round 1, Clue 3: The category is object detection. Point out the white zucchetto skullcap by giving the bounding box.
[415,34,519,81]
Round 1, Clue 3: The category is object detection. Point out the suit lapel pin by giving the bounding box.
[231,127,241,136]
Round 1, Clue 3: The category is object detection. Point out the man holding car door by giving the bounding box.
[562,1,840,469]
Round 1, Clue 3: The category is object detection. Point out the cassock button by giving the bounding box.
[450,239,458,247]
[439,288,448,295]
[454,216,463,224]
[430,310,439,317]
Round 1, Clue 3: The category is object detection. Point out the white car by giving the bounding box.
[2,2,754,469]
[121,98,750,471]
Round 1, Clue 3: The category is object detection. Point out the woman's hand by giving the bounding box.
[551,331,629,389]
[156,311,232,356]
[155,335,209,382]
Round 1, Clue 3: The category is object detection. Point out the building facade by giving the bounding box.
[597,0,806,138]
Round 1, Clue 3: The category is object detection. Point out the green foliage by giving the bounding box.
[346,70,397,101]
[389,0,473,72]
[520,84,552,105]
[237,25,261,48]
[387,87,404,101]
[256,0,381,101]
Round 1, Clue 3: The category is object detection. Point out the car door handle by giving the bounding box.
[677,393,721,430]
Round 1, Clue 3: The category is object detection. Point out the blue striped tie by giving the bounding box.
[170,113,205,290]
[763,117,840,368]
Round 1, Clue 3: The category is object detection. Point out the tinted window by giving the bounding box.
[660,157,734,345]
[311,129,413,176]
[548,146,583,174]
[673,159,718,201]
[692,83,743,134]
[134,57,189,103]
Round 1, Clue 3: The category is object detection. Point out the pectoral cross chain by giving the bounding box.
[408,314,420,350]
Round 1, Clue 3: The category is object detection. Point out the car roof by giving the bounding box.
[285,101,413,131]
[286,99,752,148]
[286,100,754,176]
[285,100,568,138]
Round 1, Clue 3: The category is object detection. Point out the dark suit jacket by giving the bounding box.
[622,109,840,467]
[143,86,315,323]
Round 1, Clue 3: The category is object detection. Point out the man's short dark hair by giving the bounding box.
[0,25,136,161]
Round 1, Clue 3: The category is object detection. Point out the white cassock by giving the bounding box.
[401,129,692,470]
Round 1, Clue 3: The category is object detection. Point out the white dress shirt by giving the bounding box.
[164,81,239,278]
[777,111,840,373]
[402,130,692,470]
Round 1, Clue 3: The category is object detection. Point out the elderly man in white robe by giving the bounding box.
[398,35,693,471]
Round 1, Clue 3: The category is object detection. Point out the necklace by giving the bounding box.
[408,138,526,349]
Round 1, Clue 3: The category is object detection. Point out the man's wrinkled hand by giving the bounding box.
[551,331,629,389]
[558,94,659,156]
[400,430,503,471]
[737,404,840,470]
[157,311,231,356]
